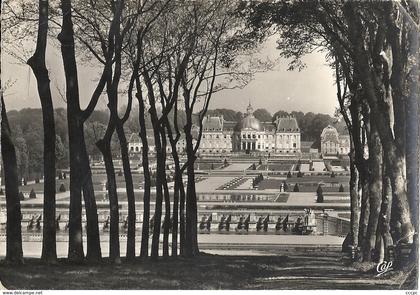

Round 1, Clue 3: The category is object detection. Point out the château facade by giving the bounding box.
[320,125,350,155]
[200,103,301,154]
[128,102,302,155]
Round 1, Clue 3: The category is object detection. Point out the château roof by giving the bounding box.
[274,116,300,132]
[321,125,339,143]
[262,122,276,132]
[238,114,263,131]
[128,133,141,143]
[202,115,223,131]
[223,121,237,131]
[128,131,156,146]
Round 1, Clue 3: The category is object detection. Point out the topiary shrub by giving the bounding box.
[283,181,289,191]
[59,183,66,192]
[19,191,25,201]
[293,183,299,192]
[58,171,63,180]
[224,159,229,167]
[316,185,324,203]
[252,163,257,170]
[63,172,67,179]
[258,158,262,165]
[29,188,36,199]
[35,177,40,184]
[23,178,27,186]
[331,172,336,178]
[0,188,4,195]
[339,184,344,192]
[118,170,123,177]
[211,163,214,170]
[287,171,292,178]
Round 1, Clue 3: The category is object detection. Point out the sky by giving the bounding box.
[2,37,338,116]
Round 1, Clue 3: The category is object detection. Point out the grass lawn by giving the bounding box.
[195,162,224,170]
[256,164,293,171]
[18,180,71,193]
[257,177,349,192]
[18,174,147,194]
[0,251,415,290]
[286,175,350,183]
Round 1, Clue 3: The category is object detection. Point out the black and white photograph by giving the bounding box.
[0,0,418,291]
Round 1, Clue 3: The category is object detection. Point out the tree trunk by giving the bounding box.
[140,141,151,258]
[142,71,164,259]
[116,123,136,260]
[358,178,370,251]
[151,145,164,259]
[160,129,170,257]
[345,4,414,244]
[66,120,84,262]
[58,0,103,263]
[378,164,394,262]
[171,152,182,257]
[184,123,199,257]
[27,0,56,264]
[97,138,120,263]
[136,89,151,258]
[348,146,360,248]
[139,140,151,258]
[358,102,371,253]
[162,178,170,257]
[147,112,164,259]
[348,95,367,259]
[387,151,413,243]
[81,145,102,262]
[1,95,24,264]
[405,20,419,233]
[179,174,186,256]
[58,12,85,260]
[363,123,382,262]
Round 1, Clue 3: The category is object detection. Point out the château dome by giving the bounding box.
[236,101,263,131]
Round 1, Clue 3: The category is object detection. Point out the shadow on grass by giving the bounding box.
[0,252,416,290]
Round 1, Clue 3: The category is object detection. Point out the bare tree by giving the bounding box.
[27,0,57,264]
[58,0,116,262]
[1,0,23,265]
[1,95,24,265]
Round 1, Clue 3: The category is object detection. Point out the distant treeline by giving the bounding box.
[5,107,186,180]
[6,107,344,180]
